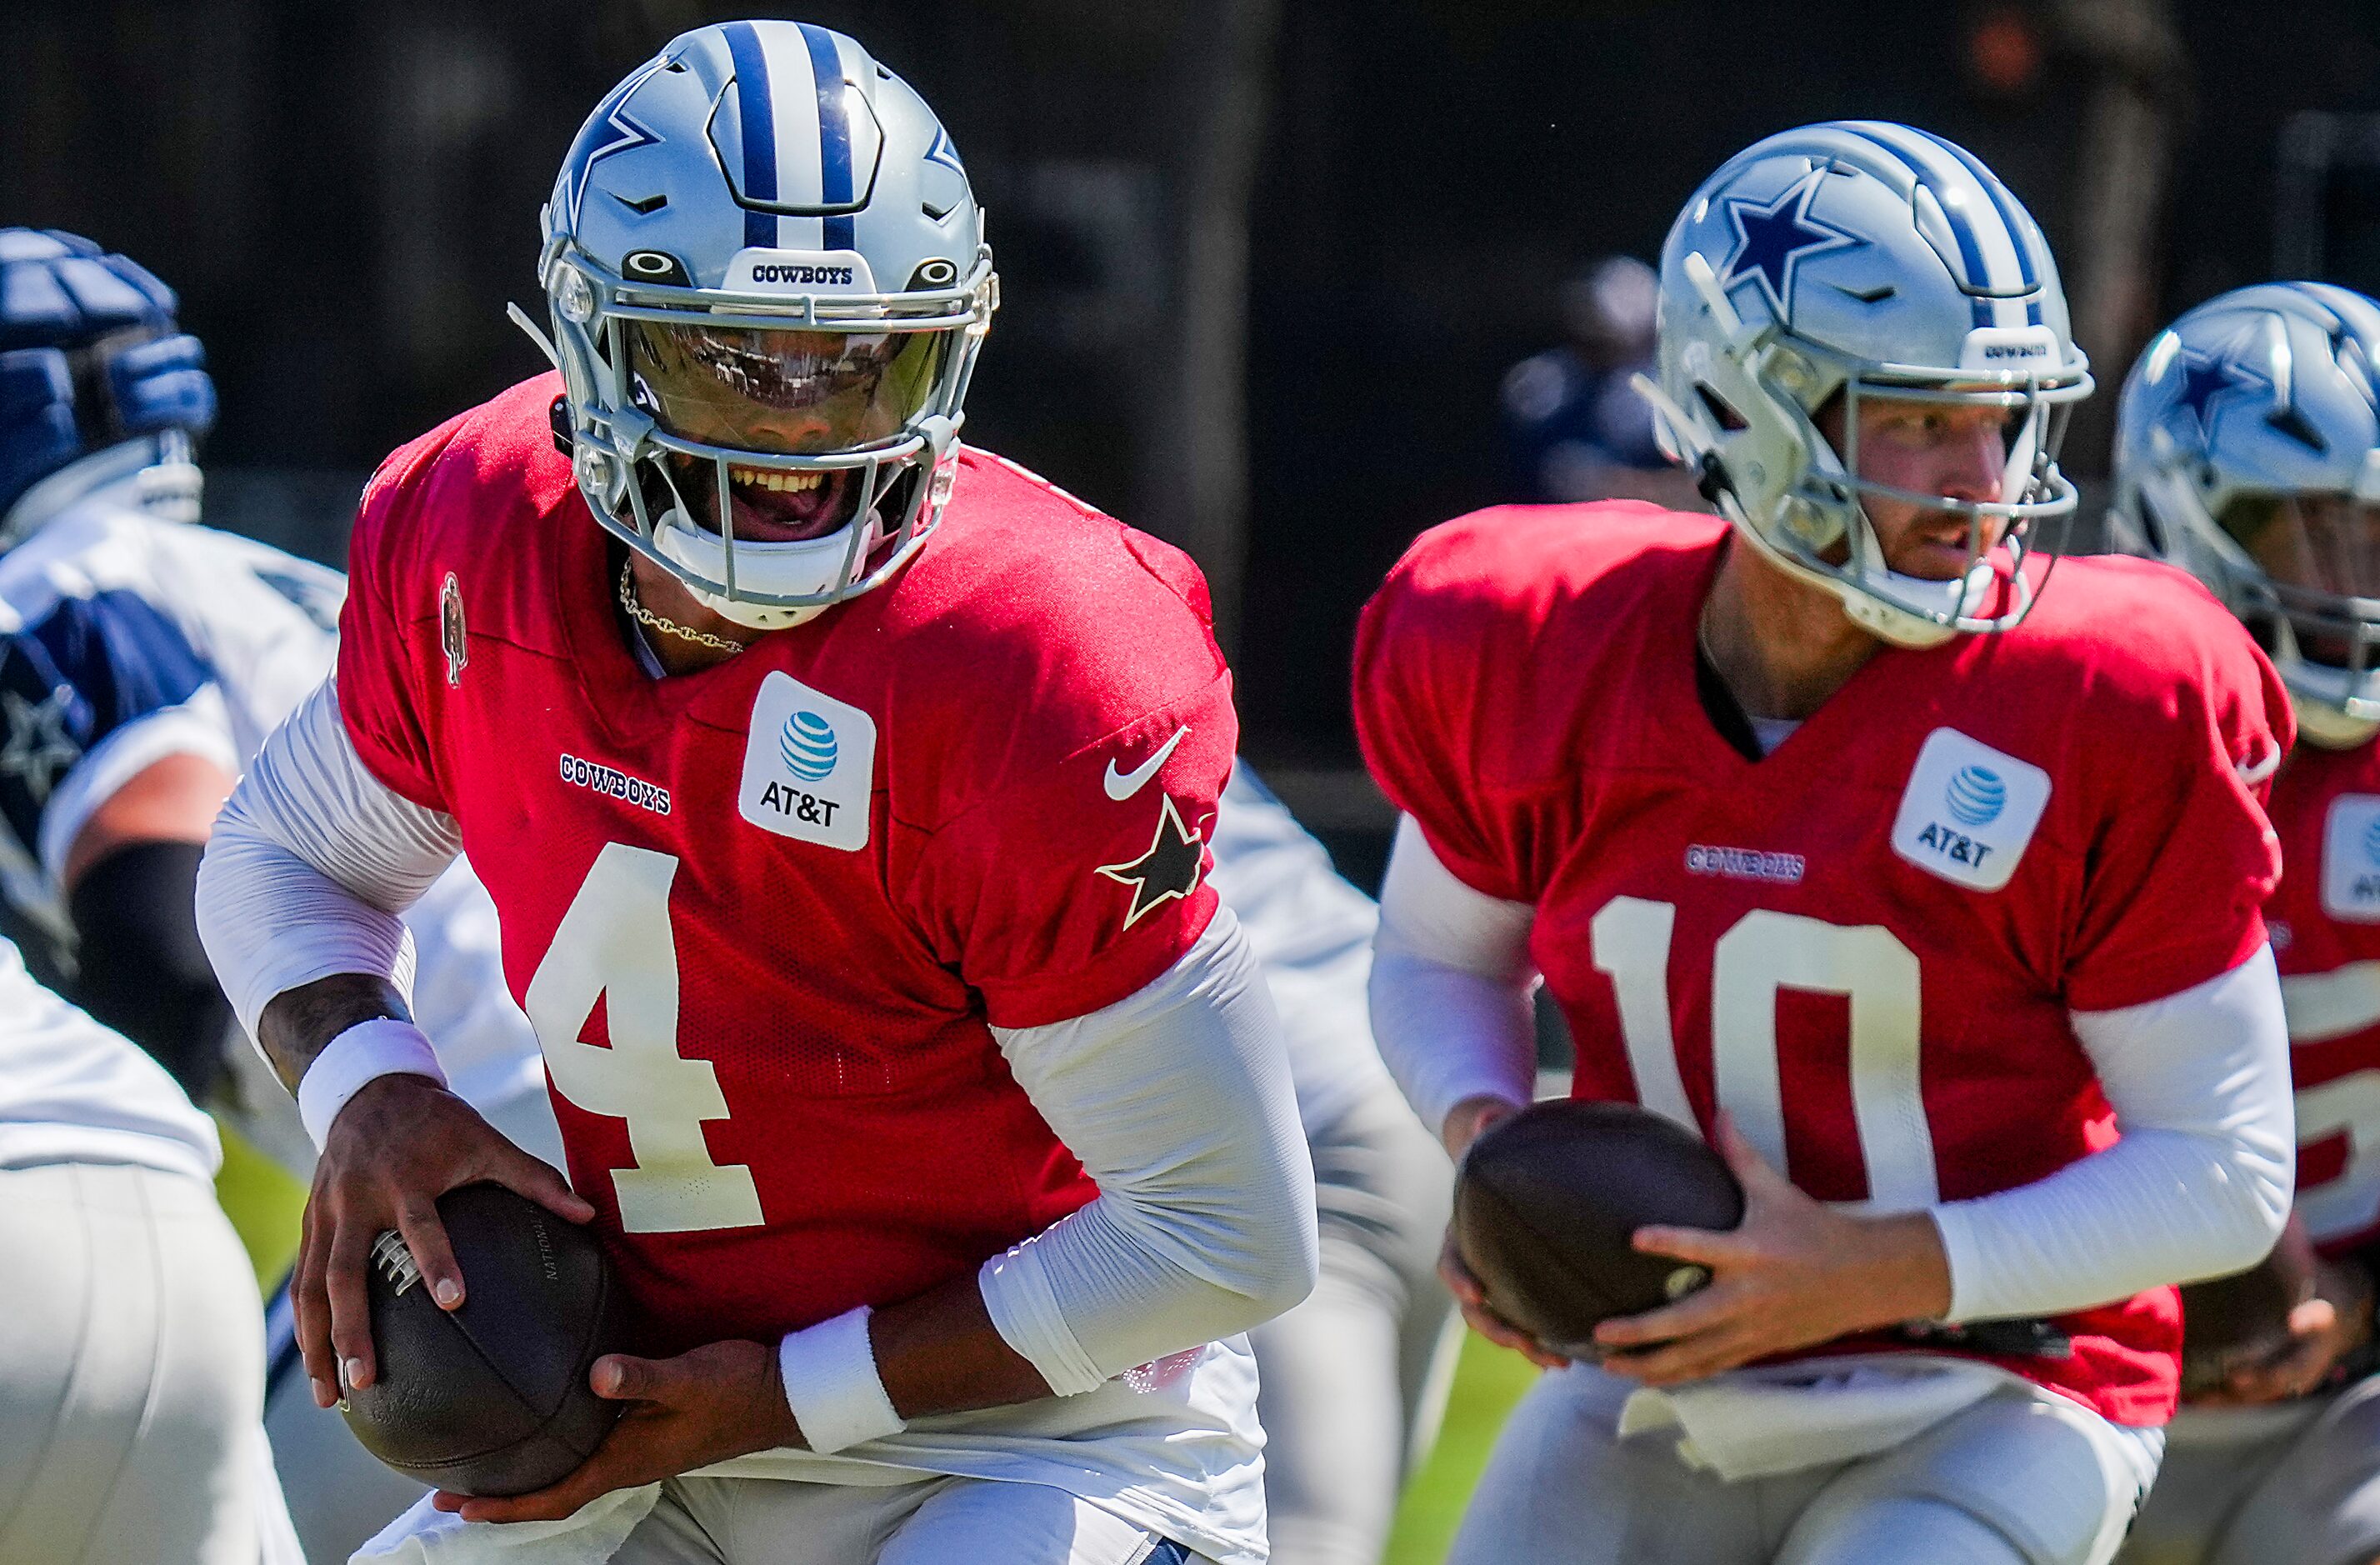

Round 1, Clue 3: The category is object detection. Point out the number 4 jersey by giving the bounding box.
[1354,503,2288,1426]
[334,375,1240,1352]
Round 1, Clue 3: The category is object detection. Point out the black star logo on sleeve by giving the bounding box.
[1095,792,1207,930]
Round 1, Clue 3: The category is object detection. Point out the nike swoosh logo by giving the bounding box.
[1104,726,1191,801]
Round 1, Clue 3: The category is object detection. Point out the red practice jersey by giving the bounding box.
[1354,503,2288,1426]
[2266,739,2380,1257]
[338,374,1237,1354]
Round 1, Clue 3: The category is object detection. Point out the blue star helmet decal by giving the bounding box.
[2165,347,2268,446]
[1721,169,1864,322]
[560,58,668,230]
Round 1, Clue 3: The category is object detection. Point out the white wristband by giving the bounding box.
[778,1306,905,1455]
[296,1018,448,1150]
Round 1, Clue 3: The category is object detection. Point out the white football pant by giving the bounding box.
[1248,1079,1460,1565]
[1448,1359,2162,1565]
[0,1160,303,1565]
[2118,1378,2380,1565]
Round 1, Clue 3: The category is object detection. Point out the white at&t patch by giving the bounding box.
[1890,728,2052,893]
[2321,794,2380,923]
[738,671,874,851]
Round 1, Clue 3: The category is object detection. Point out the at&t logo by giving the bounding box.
[1943,765,2006,828]
[781,711,838,782]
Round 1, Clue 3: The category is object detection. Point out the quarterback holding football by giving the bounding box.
[197,20,1318,1565]
[2109,281,2380,1565]
[1355,122,2298,1565]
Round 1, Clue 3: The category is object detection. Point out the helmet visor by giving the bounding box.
[2218,492,2380,602]
[624,321,951,457]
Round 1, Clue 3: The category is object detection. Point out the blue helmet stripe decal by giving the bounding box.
[1911,128,2037,288]
[722,22,779,250]
[1837,127,1995,326]
[798,23,857,252]
[1905,127,2045,325]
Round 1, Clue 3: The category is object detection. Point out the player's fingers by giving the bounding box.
[486,1142,596,1225]
[2288,1296,2340,1339]
[1437,1228,1488,1307]
[1458,1297,1566,1368]
[392,1200,468,1312]
[1592,1278,1742,1349]
[1630,1223,1746,1268]
[292,1211,340,1406]
[590,1353,677,1402]
[1711,1112,1793,1203]
[1602,1324,1756,1386]
[326,1222,380,1392]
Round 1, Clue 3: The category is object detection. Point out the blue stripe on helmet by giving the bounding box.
[798,23,857,252]
[1909,128,2038,288]
[722,22,778,251]
[1836,125,1996,329]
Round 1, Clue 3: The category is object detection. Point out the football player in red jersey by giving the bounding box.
[2108,283,2380,1565]
[1354,122,2298,1565]
[192,22,1317,1565]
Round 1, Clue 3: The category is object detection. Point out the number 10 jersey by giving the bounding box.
[1354,503,2289,1426]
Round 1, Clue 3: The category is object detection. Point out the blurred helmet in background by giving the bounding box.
[536,19,996,628]
[1642,122,2089,648]
[0,228,214,540]
[2112,282,2380,748]
[1560,255,1658,369]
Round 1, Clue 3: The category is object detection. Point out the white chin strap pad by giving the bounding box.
[651,508,865,628]
[2292,691,2380,751]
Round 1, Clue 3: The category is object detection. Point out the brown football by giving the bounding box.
[1455,1099,1744,1357]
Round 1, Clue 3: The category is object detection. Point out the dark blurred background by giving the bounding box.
[11,0,2380,882]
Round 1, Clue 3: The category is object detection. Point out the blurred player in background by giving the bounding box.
[2108,281,2380,1565]
[0,226,564,1558]
[198,21,1316,1565]
[0,933,301,1564]
[1357,122,2296,1565]
[1499,255,1705,510]
[1210,764,1460,1565]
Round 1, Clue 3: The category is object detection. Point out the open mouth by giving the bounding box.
[673,460,858,542]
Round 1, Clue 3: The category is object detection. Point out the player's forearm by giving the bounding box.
[870,1274,1055,1417]
[978,910,1318,1392]
[1932,949,2295,1322]
[256,973,413,1092]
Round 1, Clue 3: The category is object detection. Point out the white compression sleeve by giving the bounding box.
[195,678,463,1042]
[977,906,1320,1395]
[1368,815,1540,1138]
[1931,945,2296,1322]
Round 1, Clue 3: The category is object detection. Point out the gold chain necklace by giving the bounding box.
[618,560,747,656]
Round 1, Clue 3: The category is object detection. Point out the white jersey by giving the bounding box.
[0,477,543,1141]
[1207,762,1394,1134]
[0,933,219,1182]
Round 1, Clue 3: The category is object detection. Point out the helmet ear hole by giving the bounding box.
[1695,383,1748,432]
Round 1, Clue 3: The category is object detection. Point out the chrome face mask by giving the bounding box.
[538,240,993,618]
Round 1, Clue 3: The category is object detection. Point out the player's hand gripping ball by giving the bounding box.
[1454,1101,1745,1358]
[341,1182,628,1497]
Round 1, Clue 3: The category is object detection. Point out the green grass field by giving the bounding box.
[1382,1333,1541,1565]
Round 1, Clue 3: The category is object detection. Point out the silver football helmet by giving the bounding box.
[532,20,995,628]
[1640,122,2091,648]
[2112,282,2380,748]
